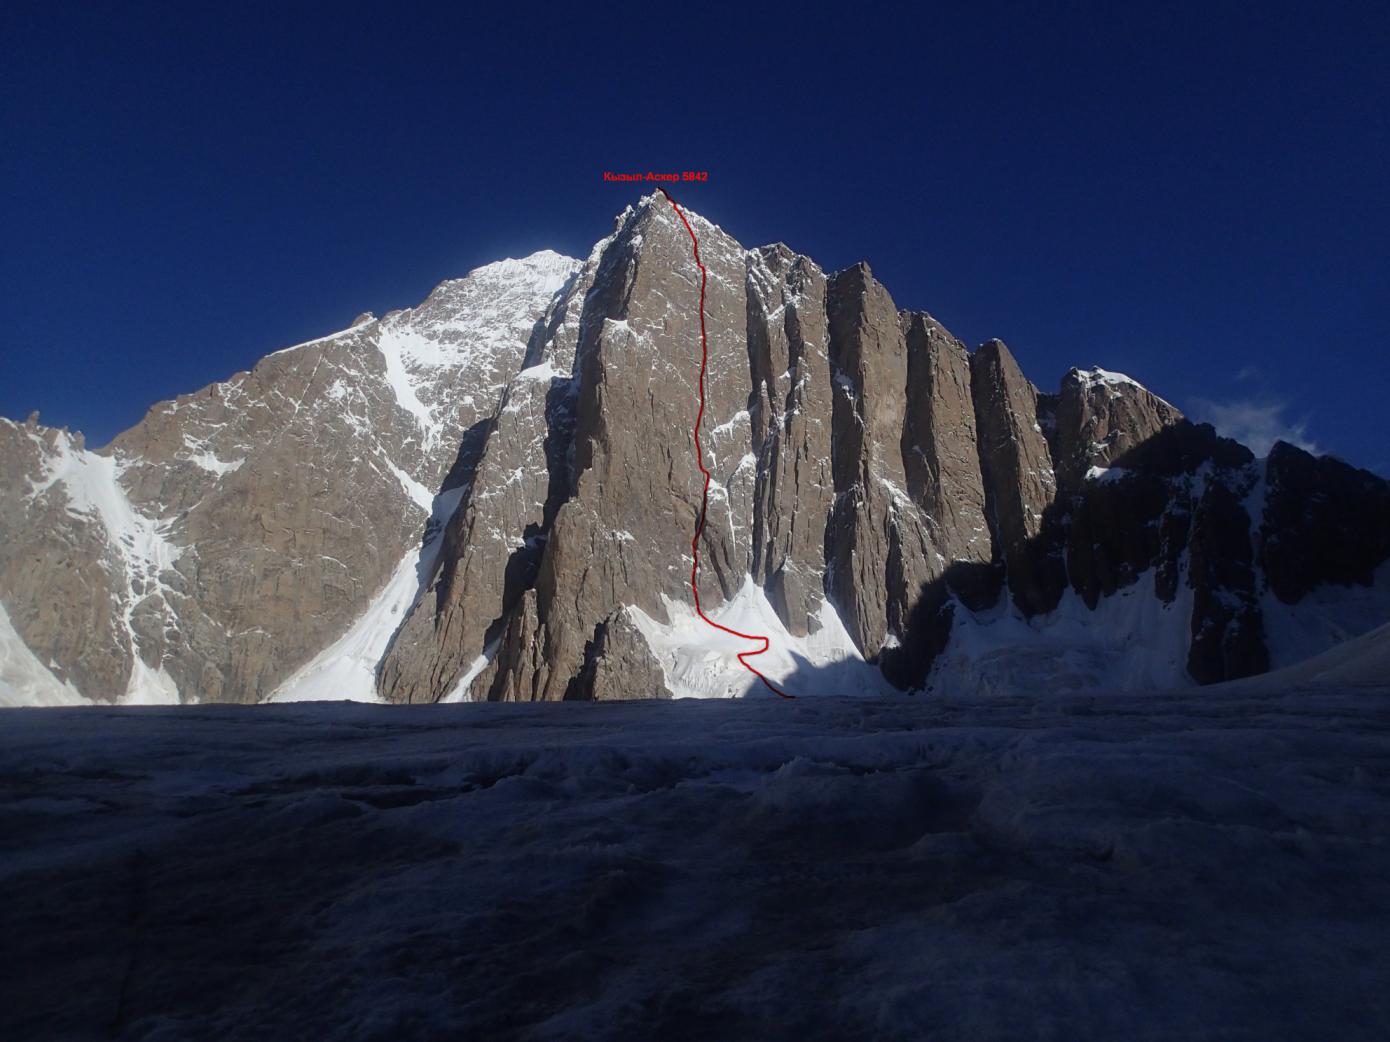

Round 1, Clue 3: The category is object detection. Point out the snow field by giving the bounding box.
[3,687,1388,1039]
[627,577,897,699]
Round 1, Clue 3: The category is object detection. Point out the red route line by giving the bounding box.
[657,186,795,700]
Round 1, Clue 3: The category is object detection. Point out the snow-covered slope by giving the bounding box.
[627,578,898,699]
[1259,560,1390,671]
[1222,610,1390,692]
[927,572,1198,697]
[6,689,1389,1037]
[0,602,88,707]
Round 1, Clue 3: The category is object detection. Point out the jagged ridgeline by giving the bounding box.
[3,194,1387,705]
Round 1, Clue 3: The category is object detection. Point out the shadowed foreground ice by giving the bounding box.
[3,682,1389,1040]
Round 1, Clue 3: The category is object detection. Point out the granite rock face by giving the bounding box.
[1259,441,1390,604]
[571,609,674,701]
[901,312,993,593]
[1051,366,1185,490]
[486,200,757,702]
[3,195,1387,705]
[375,247,598,705]
[746,245,834,637]
[970,339,1066,618]
[823,264,938,664]
[1187,479,1268,683]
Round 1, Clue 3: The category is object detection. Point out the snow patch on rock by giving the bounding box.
[0,602,89,707]
[1260,560,1390,671]
[930,571,1198,696]
[26,430,184,703]
[627,576,896,698]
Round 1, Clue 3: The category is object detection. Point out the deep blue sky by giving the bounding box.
[3,1,1387,470]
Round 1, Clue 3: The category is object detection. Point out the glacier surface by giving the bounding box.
[3,666,1388,1040]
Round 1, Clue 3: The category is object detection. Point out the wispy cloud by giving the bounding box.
[1187,396,1320,457]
